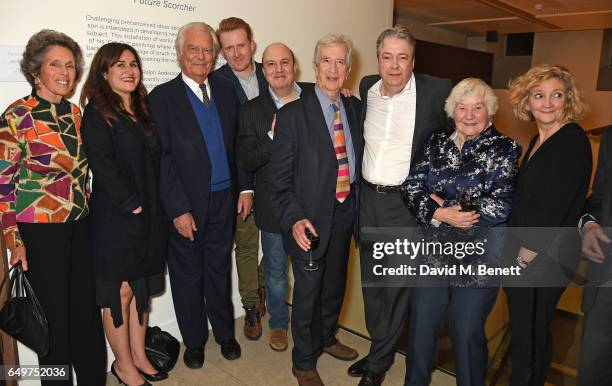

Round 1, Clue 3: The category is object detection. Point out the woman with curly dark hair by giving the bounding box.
[80,42,168,385]
[0,30,106,386]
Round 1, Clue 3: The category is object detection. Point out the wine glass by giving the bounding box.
[304,228,320,271]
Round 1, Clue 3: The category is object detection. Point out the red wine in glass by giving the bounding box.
[304,228,320,271]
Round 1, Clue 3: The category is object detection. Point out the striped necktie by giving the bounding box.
[199,83,211,106]
[332,102,350,203]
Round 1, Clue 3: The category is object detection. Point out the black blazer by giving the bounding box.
[214,62,268,105]
[148,73,251,226]
[237,83,312,233]
[359,74,452,165]
[81,105,167,281]
[506,123,591,285]
[583,128,612,311]
[269,87,362,260]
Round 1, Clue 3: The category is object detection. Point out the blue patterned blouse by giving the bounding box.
[402,125,521,227]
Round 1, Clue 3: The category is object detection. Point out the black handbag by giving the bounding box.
[0,264,49,356]
[145,326,180,372]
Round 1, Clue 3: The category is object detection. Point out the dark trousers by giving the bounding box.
[360,182,414,373]
[291,192,354,371]
[405,287,498,386]
[167,189,235,348]
[577,287,612,386]
[18,219,106,386]
[504,286,565,386]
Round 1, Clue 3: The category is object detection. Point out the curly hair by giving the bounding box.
[80,43,151,135]
[20,29,84,87]
[508,64,586,122]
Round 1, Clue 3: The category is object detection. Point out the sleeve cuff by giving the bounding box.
[118,194,140,214]
[579,213,598,236]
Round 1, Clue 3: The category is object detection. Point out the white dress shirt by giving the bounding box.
[362,74,417,186]
[181,73,212,103]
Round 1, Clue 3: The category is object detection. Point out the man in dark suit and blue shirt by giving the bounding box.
[270,34,362,386]
[578,128,612,386]
[214,17,268,340]
[148,21,249,369]
[348,25,452,386]
[238,42,303,353]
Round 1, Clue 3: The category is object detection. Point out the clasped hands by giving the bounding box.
[430,193,479,228]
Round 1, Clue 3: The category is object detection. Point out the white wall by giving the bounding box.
[0,1,393,384]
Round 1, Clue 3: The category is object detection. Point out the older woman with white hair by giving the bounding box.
[401,78,521,386]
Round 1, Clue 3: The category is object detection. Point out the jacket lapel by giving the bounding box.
[411,74,427,163]
[303,88,335,160]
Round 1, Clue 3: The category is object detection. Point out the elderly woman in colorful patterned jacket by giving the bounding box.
[0,30,106,386]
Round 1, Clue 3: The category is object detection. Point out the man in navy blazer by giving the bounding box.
[213,17,268,340]
[270,33,362,385]
[148,21,251,369]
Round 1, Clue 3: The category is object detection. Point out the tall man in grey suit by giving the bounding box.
[349,25,452,386]
[578,128,612,386]
[270,34,362,386]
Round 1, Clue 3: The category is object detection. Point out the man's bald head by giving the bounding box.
[262,42,297,94]
[262,42,295,64]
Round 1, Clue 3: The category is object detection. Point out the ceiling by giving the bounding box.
[395,0,612,35]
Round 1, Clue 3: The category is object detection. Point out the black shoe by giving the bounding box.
[139,368,169,382]
[358,370,385,386]
[220,338,241,360]
[348,356,368,377]
[183,346,205,369]
[111,360,152,386]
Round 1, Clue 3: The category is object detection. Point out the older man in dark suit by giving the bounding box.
[270,34,362,386]
[348,25,452,386]
[148,21,250,369]
[578,128,612,386]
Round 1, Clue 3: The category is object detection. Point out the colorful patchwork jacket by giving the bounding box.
[0,92,89,250]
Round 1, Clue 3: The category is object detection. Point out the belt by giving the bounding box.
[362,178,402,194]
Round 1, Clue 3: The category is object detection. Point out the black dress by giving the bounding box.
[81,105,168,327]
[504,122,592,386]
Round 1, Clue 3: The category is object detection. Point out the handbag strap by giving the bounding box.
[19,269,48,325]
[0,264,19,298]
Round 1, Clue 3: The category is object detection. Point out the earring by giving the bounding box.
[34,77,40,85]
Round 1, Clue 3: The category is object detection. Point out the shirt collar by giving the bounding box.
[269,82,302,109]
[181,72,211,98]
[314,84,339,107]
